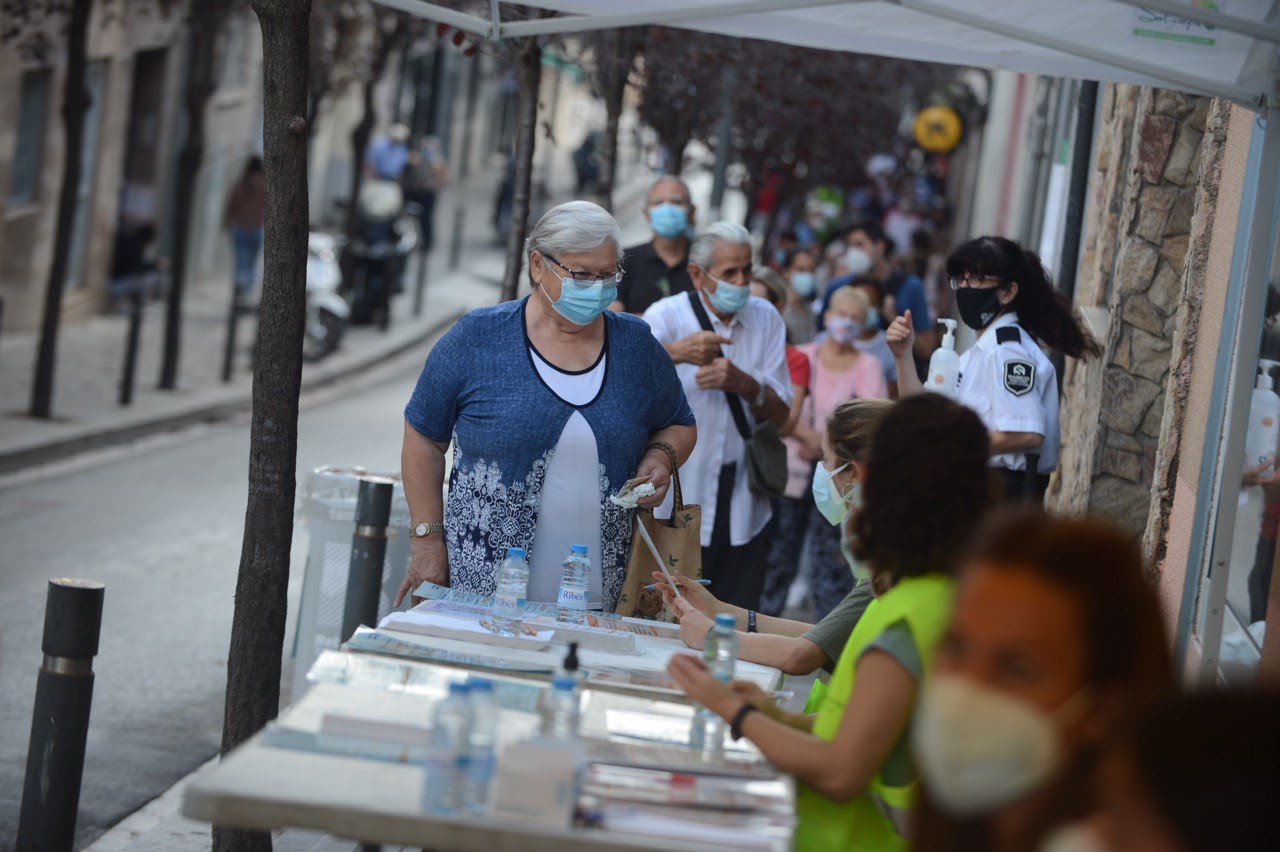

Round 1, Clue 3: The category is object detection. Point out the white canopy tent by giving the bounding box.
[376,0,1280,678]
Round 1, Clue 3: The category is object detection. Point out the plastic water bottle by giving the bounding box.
[539,675,581,740]
[492,547,529,635]
[464,678,498,812]
[423,682,472,813]
[556,545,591,625]
[704,613,739,683]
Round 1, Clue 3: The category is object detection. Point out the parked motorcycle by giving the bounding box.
[343,179,420,330]
[304,231,349,362]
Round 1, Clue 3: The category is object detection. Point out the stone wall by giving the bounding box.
[1050,87,1215,537]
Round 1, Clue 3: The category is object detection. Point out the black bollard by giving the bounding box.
[18,578,106,852]
[341,477,395,643]
[221,288,240,384]
[119,290,143,406]
[412,247,429,318]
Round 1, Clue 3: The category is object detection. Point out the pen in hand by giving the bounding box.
[644,579,711,590]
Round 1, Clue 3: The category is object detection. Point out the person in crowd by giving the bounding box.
[668,393,991,851]
[822,220,935,368]
[403,135,448,256]
[781,248,818,344]
[644,222,792,610]
[109,221,164,307]
[911,510,1176,852]
[654,399,892,677]
[888,236,1102,502]
[1096,690,1280,852]
[613,175,697,314]
[749,268,813,443]
[395,201,697,610]
[222,156,265,299]
[849,277,898,397]
[771,286,888,619]
[364,123,412,182]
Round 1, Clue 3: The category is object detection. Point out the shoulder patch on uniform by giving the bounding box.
[1003,360,1035,396]
[996,326,1021,345]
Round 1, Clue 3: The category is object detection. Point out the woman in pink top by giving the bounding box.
[763,285,888,618]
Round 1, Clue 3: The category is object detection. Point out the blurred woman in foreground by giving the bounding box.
[911,511,1175,852]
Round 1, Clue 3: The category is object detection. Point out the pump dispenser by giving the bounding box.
[926,319,960,398]
[1246,360,1280,480]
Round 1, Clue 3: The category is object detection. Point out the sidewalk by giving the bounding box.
[0,167,652,476]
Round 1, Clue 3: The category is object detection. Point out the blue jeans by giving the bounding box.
[231,228,263,295]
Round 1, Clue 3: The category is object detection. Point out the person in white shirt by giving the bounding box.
[644,222,793,608]
[887,236,1101,502]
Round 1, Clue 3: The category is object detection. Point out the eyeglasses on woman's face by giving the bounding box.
[948,275,1005,291]
[541,252,624,284]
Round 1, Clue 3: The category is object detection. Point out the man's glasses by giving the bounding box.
[542,252,624,284]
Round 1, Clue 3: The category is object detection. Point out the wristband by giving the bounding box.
[729,703,757,741]
[747,610,758,633]
[645,441,678,473]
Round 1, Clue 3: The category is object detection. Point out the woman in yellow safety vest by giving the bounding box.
[910,510,1175,852]
[668,393,992,851]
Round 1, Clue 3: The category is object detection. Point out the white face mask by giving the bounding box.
[913,673,1088,817]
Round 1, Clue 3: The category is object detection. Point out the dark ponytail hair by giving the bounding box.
[946,236,1101,360]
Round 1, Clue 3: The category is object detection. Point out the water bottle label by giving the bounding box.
[557,587,587,608]
[494,589,521,616]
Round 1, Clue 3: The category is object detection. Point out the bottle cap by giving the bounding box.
[468,677,493,692]
[448,681,470,695]
[552,675,576,690]
[715,613,735,628]
[506,547,527,559]
[564,642,580,672]
[571,544,589,554]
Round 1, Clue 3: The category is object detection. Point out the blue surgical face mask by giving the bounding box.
[791,271,817,298]
[541,275,618,326]
[812,461,856,525]
[708,277,750,315]
[649,203,688,239]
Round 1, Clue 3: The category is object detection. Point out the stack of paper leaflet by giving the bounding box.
[377,608,557,652]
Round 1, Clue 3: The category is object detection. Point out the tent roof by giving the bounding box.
[378,0,1279,108]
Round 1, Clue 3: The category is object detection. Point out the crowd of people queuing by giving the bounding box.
[397,174,1278,850]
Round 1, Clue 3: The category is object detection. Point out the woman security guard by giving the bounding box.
[887,236,1100,502]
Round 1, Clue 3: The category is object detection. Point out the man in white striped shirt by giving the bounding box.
[643,222,793,609]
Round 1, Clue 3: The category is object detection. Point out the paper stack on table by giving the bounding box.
[377,610,556,651]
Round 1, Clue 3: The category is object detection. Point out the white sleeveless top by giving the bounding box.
[526,345,606,608]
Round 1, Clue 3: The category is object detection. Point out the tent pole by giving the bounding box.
[497,0,863,38]
[1177,105,1280,682]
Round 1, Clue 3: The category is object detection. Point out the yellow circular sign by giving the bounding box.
[913,105,963,154]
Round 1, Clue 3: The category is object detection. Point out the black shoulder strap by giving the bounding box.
[686,291,753,441]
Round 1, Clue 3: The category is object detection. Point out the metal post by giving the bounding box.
[119,290,144,406]
[341,477,395,643]
[413,250,429,317]
[221,287,240,383]
[448,203,465,271]
[18,578,106,852]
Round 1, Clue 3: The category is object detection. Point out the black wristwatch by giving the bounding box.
[747,610,758,633]
[730,703,757,741]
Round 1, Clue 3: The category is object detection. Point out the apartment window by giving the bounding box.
[9,68,52,204]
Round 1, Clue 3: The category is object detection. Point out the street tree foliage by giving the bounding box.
[307,0,366,136]
[634,27,728,176]
[572,27,646,211]
[2,0,180,417]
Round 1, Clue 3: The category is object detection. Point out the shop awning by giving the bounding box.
[377,0,1279,108]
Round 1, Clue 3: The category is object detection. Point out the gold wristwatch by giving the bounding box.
[411,522,446,538]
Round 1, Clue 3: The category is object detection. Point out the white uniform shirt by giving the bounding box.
[957,312,1060,473]
[644,292,794,546]
[526,346,605,608]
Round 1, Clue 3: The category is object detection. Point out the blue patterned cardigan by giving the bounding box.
[404,298,695,611]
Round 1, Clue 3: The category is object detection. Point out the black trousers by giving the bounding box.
[997,468,1051,505]
[701,462,770,611]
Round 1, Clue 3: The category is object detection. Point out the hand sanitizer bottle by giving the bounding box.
[1245,360,1280,480]
[926,319,960,398]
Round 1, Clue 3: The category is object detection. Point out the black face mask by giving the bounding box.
[955,287,1004,330]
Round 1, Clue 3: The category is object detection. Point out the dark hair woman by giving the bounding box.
[887,236,1101,503]
[912,509,1175,852]
[667,393,992,851]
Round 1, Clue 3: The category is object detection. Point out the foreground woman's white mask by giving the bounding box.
[913,673,1088,816]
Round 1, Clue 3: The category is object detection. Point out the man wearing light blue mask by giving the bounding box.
[643,221,793,610]
[616,176,697,315]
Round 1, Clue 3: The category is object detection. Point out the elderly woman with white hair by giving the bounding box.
[396,201,697,611]
[644,221,793,611]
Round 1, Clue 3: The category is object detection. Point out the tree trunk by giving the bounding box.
[214,1,311,849]
[500,40,541,303]
[159,2,223,390]
[668,135,689,176]
[596,80,625,213]
[28,0,91,419]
